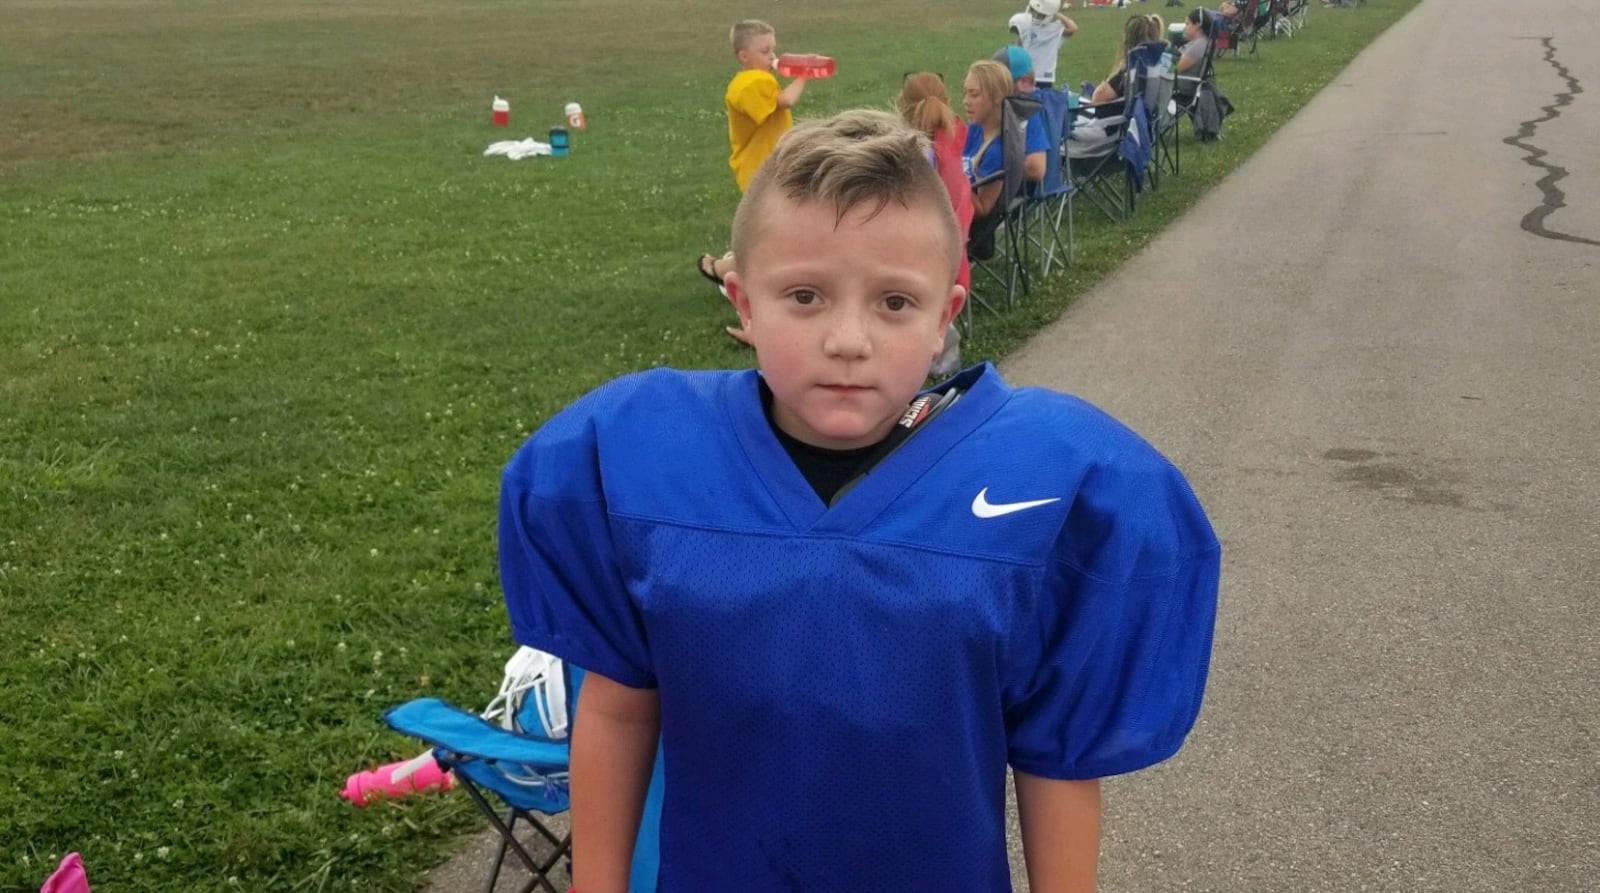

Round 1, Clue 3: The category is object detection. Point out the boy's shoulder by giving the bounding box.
[727,67,778,91]
[954,368,1216,574]
[506,368,743,481]
[988,382,1166,470]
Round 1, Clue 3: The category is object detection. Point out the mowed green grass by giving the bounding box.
[1,1,1420,889]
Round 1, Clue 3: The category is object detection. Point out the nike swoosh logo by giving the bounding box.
[971,487,1062,519]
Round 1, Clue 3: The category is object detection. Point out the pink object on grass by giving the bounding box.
[340,753,455,806]
[40,852,90,893]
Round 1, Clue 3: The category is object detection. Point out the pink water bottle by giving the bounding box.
[775,53,836,79]
[491,96,510,127]
[340,754,455,806]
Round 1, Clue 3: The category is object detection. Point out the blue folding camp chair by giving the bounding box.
[1066,43,1160,222]
[385,651,663,893]
[967,92,1044,321]
[1023,86,1074,278]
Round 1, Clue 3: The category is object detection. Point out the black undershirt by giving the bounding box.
[760,380,889,505]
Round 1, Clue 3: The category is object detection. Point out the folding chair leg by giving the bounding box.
[457,777,571,893]
[1066,193,1075,266]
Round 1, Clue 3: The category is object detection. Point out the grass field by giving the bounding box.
[2,1,1420,889]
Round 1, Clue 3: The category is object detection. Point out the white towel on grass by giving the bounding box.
[484,139,552,160]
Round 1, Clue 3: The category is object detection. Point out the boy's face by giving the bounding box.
[725,198,965,451]
[737,33,777,72]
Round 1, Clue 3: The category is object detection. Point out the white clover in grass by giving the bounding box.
[369,548,379,557]
[173,799,184,809]
[337,641,347,651]
[114,750,125,759]
[157,847,170,859]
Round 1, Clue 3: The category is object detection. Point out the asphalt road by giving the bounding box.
[1001,0,1599,889]
[423,0,1599,889]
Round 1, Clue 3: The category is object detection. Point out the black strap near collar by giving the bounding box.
[827,385,963,507]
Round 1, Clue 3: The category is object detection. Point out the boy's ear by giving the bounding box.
[940,284,967,331]
[724,271,754,331]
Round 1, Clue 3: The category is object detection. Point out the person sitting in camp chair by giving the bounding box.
[1089,14,1164,106]
[962,59,1048,255]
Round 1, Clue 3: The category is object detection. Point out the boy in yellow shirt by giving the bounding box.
[698,20,809,310]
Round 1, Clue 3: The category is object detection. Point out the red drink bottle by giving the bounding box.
[775,53,836,79]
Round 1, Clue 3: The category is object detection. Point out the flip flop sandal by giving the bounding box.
[696,254,726,288]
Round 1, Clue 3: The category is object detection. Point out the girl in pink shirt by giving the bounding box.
[898,73,973,293]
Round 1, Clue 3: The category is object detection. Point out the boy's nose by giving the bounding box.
[823,310,871,359]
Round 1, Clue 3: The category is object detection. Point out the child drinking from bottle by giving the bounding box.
[698,19,810,343]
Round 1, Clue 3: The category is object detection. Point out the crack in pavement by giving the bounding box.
[1502,37,1599,247]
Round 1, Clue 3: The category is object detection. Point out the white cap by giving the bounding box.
[565,102,582,113]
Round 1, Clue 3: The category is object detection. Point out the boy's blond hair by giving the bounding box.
[730,109,961,281]
[730,19,775,54]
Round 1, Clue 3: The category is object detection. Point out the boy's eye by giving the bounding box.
[789,290,819,305]
[884,295,911,312]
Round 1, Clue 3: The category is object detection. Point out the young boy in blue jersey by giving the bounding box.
[500,109,1220,892]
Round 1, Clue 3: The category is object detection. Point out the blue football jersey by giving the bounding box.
[500,363,1220,892]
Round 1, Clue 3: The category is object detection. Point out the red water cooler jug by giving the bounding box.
[775,53,836,79]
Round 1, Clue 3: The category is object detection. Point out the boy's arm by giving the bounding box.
[777,75,808,110]
[1058,12,1079,36]
[571,672,661,893]
[1016,772,1102,893]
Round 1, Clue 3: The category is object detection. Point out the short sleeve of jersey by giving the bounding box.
[499,387,655,689]
[1004,449,1220,780]
[728,70,781,126]
[1024,111,1051,155]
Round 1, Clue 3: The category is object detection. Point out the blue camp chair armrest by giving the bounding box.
[384,698,570,767]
